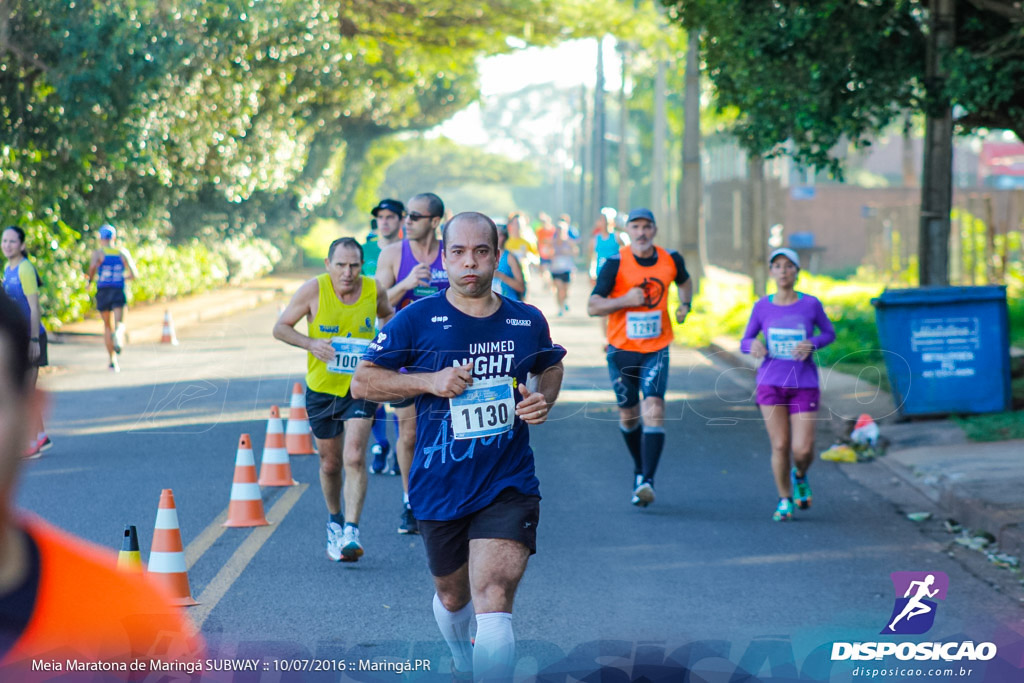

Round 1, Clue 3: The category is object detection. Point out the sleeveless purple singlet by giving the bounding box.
[396,240,449,309]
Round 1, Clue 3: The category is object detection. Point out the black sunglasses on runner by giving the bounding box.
[406,212,437,222]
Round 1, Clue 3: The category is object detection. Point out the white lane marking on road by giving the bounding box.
[54,409,266,436]
[185,508,230,570]
[638,543,942,571]
[188,483,308,630]
[22,467,91,477]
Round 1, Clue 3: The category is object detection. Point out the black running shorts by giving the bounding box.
[33,329,48,368]
[96,288,127,312]
[305,386,376,440]
[418,488,540,577]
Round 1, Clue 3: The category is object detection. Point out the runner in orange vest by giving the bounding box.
[0,293,204,677]
[587,208,693,508]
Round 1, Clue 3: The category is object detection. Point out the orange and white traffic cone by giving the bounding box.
[224,434,270,527]
[147,489,198,605]
[285,382,316,455]
[161,310,179,345]
[258,405,298,487]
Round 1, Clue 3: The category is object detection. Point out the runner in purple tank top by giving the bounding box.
[395,239,449,309]
[374,192,450,534]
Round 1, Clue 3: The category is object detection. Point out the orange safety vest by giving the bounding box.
[607,246,678,353]
[2,517,204,677]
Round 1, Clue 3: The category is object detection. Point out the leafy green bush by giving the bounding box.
[131,242,230,302]
[130,237,281,302]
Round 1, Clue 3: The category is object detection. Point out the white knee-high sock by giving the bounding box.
[473,611,515,682]
[432,594,474,673]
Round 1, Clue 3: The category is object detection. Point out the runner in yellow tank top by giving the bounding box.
[274,237,394,562]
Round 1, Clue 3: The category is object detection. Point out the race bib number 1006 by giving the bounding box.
[328,337,371,375]
[449,376,516,440]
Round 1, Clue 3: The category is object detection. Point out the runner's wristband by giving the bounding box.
[30,337,39,342]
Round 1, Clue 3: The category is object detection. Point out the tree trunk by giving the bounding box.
[918,0,955,287]
[748,154,767,297]
[319,130,380,221]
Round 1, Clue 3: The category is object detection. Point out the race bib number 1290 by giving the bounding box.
[449,376,516,440]
[626,310,662,340]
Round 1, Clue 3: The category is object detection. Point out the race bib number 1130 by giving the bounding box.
[449,376,516,440]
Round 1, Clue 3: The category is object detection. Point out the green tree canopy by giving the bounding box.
[663,0,1024,174]
[1,0,633,245]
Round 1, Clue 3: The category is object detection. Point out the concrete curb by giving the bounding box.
[877,441,1024,559]
[125,287,285,345]
[54,273,309,346]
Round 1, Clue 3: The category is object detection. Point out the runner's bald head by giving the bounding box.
[443,212,498,253]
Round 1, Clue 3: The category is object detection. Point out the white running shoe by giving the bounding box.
[340,525,364,562]
[632,480,655,507]
[326,521,343,562]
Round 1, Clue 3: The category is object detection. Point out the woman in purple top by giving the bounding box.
[740,247,835,522]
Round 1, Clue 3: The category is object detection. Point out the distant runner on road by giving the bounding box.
[740,247,835,522]
[352,212,565,682]
[86,224,138,372]
[588,208,692,508]
[273,237,393,561]
[2,227,51,459]
[363,198,406,475]
[373,192,450,535]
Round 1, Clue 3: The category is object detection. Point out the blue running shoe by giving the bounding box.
[370,442,389,474]
[791,468,812,509]
[773,497,794,522]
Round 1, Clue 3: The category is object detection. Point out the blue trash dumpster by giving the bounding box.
[871,286,1012,416]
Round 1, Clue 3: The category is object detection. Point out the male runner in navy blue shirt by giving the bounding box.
[353,212,565,682]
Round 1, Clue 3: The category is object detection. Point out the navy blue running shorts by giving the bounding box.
[605,345,670,408]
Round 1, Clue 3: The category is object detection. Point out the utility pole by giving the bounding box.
[680,30,704,288]
[919,0,955,286]
[593,36,607,216]
[580,85,592,227]
[617,41,630,215]
[652,60,668,243]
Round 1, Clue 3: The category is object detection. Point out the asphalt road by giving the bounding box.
[22,282,1024,681]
